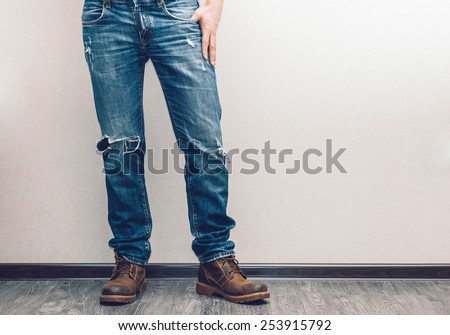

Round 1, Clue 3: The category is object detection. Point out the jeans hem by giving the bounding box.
[119,253,148,266]
[199,250,236,264]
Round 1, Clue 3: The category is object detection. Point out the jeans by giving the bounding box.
[81,0,236,265]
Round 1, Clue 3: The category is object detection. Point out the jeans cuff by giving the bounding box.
[199,251,236,264]
[119,253,148,266]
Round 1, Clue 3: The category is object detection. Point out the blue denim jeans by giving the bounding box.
[81,0,236,265]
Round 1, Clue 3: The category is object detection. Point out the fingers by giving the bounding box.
[190,11,199,22]
[201,31,217,66]
[209,34,217,66]
[195,9,219,66]
[202,30,210,62]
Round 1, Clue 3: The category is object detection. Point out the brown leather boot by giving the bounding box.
[100,253,148,304]
[196,255,270,303]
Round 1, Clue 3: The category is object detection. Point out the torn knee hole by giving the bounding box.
[96,135,141,154]
[124,137,140,153]
[212,147,230,164]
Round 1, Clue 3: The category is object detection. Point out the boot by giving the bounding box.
[196,255,270,303]
[100,253,148,304]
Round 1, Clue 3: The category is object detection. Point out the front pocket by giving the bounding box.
[81,1,108,26]
[162,2,199,23]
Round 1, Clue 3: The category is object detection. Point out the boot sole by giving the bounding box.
[196,281,270,303]
[100,280,149,304]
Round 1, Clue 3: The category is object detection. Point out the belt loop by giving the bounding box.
[156,0,165,8]
[103,0,111,9]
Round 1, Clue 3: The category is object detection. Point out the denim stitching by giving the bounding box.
[81,2,109,26]
[138,173,151,254]
[156,82,202,239]
[121,254,147,266]
[150,56,204,242]
[186,169,201,238]
[137,58,152,257]
[161,2,199,23]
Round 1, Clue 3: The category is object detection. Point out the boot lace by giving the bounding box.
[111,254,134,279]
[221,255,246,278]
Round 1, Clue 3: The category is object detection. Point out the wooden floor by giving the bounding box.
[1,279,450,315]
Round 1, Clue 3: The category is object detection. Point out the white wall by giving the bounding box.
[1,0,450,264]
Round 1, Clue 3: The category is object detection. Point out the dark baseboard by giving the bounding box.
[1,264,450,280]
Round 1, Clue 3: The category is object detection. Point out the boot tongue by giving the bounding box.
[116,260,130,271]
[111,256,132,279]
[223,257,246,280]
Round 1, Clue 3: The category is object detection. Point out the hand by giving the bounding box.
[191,0,224,66]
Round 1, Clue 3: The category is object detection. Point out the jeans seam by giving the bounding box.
[81,2,109,26]
[138,173,151,251]
[120,254,147,266]
[186,171,201,238]
[137,59,151,256]
[157,82,202,239]
[161,2,199,23]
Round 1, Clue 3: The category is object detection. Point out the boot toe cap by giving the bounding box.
[251,281,269,293]
[240,281,268,294]
[255,282,268,293]
[102,284,133,296]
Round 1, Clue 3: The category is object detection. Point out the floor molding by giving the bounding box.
[1,264,450,280]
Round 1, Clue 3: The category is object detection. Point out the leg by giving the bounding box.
[146,0,269,303]
[82,0,152,266]
[147,0,236,263]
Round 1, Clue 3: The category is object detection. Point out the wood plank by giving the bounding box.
[0,281,57,314]
[136,280,204,315]
[5,281,59,315]
[1,280,450,314]
[36,280,142,315]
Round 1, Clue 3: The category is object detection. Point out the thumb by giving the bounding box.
[190,9,201,21]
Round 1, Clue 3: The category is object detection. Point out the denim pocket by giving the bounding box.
[162,2,199,23]
[81,1,108,26]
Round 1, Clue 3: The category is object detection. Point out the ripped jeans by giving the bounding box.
[81,0,236,265]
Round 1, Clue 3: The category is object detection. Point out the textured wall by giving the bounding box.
[1,0,449,264]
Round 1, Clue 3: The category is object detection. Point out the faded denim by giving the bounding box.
[81,0,236,265]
